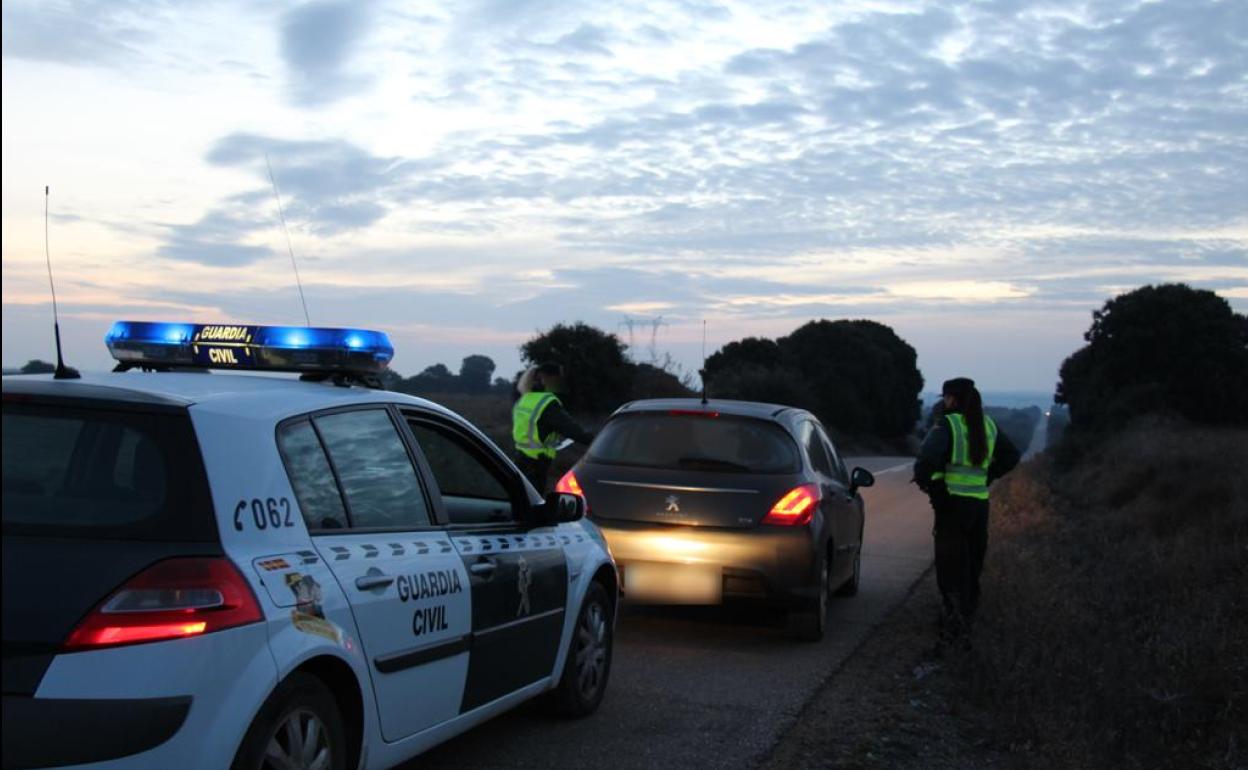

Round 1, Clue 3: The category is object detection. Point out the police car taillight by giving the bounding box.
[64,557,263,650]
[762,484,820,526]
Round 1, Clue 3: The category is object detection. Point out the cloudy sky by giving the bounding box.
[2,0,1245,393]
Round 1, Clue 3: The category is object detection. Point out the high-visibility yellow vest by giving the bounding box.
[930,413,998,499]
[513,391,562,459]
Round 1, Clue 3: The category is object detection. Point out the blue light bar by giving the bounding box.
[105,321,394,375]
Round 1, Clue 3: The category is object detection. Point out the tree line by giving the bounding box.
[13,282,1240,441]
[384,319,928,443]
[388,322,693,412]
[393,281,1248,441]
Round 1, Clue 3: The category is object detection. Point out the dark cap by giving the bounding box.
[941,377,975,396]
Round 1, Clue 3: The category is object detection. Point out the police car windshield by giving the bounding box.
[2,401,216,541]
[587,413,800,474]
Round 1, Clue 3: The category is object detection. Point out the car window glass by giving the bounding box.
[802,422,835,477]
[588,414,800,474]
[4,411,164,518]
[406,420,516,525]
[314,410,431,529]
[277,420,349,530]
[816,425,848,482]
[3,403,216,541]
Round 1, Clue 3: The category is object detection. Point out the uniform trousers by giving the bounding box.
[931,491,990,625]
[515,454,552,496]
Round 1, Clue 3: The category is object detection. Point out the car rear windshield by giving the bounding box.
[2,400,217,541]
[587,412,801,474]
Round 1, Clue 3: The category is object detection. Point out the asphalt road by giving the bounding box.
[412,457,932,769]
[1025,412,1050,459]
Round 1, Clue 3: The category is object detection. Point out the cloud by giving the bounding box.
[280,0,376,106]
[207,132,423,232]
[1,1,153,65]
[34,0,1241,387]
[158,210,274,267]
[157,0,1247,284]
[554,23,614,56]
[151,130,439,265]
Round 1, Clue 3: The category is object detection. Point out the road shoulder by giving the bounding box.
[759,570,1010,770]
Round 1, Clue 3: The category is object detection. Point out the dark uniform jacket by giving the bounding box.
[535,398,595,447]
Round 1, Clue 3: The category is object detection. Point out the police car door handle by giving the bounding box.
[355,575,395,591]
[470,560,498,577]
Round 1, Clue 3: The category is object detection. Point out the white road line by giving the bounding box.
[874,462,912,475]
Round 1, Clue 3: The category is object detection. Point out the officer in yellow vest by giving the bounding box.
[512,363,594,493]
[914,377,1021,639]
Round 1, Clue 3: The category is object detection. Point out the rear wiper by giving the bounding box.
[676,456,750,472]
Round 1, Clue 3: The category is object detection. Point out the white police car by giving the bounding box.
[2,321,617,770]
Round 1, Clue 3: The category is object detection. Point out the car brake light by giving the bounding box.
[668,409,719,417]
[555,470,583,496]
[64,557,263,651]
[763,484,820,526]
[554,470,592,515]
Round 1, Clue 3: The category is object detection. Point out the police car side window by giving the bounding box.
[314,410,433,530]
[276,420,349,530]
[405,419,517,525]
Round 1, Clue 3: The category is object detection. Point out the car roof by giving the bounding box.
[2,371,450,421]
[612,397,812,422]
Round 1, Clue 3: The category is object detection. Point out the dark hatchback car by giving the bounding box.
[559,398,874,640]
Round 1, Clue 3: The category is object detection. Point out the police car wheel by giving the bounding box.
[232,673,347,770]
[547,580,613,717]
[788,557,829,642]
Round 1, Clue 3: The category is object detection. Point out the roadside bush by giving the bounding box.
[629,361,694,401]
[705,319,923,441]
[707,363,817,411]
[964,419,1248,767]
[521,322,632,414]
[1056,284,1248,432]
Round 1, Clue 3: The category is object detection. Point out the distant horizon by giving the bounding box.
[2,308,1078,394]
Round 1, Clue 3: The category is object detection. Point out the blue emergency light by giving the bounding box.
[105,321,394,377]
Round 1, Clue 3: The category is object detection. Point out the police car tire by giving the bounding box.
[546,580,614,717]
[231,672,347,770]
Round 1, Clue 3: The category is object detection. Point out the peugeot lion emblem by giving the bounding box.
[665,495,680,513]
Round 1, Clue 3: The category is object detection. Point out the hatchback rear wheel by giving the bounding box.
[788,557,829,641]
[836,546,861,597]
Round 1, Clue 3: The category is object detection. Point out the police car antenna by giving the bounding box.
[44,186,80,380]
[264,154,312,327]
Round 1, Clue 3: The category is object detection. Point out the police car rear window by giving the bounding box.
[2,402,217,541]
[588,413,801,474]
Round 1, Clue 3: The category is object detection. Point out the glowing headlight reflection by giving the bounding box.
[645,535,710,561]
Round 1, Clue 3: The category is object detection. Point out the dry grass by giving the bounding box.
[961,417,1248,767]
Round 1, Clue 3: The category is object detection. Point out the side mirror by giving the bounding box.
[536,491,585,525]
[848,466,875,496]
